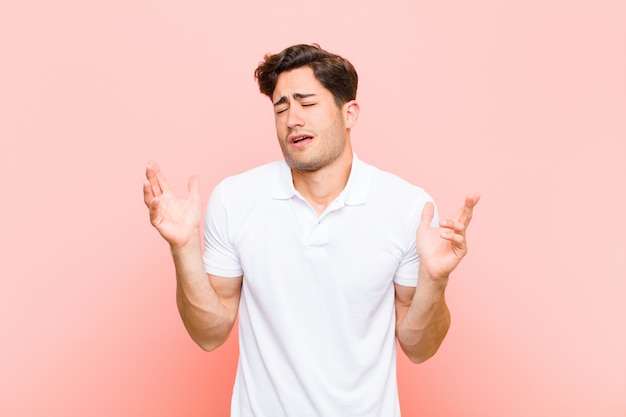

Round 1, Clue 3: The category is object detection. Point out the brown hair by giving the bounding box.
[254,44,358,107]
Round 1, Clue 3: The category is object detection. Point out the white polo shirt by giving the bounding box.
[203,155,435,417]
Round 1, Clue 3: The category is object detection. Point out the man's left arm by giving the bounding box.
[395,193,480,363]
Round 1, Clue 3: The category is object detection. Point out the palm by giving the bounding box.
[144,161,202,248]
[416,194,480,280]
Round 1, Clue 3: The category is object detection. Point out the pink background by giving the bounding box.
[1,0,624,416]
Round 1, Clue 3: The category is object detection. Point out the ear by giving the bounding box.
[343,100,360,129]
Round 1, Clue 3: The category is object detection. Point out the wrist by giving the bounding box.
[418,265,449,292]
[170,230,201,254]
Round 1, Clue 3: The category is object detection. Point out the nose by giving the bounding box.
[286,106,304,129]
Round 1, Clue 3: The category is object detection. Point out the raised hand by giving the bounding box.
[416,193,480,281]
[143,161,202,249]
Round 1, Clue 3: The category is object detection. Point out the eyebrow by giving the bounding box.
[273,93,317,107]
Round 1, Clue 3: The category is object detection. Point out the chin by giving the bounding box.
[287,153,345,172]
[285,158,323,172]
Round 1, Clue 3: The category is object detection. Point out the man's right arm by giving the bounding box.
[144,161,241,351]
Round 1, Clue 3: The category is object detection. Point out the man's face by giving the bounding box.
[272,67,352,172]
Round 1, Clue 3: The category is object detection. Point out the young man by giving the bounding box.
[144,44,480,416]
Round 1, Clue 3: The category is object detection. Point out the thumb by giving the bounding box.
[419,201,435,228]
[188,175,201,200]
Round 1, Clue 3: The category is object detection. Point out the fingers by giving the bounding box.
[440,228,465,245]
[440,214,465,240]
[440,218,465,234]
[145,160,172,199]
[143,161,202,210]
[454,192,481,226]
[439,192,480,246]
[144,161,159,207]
[464,192,481,212]
[143,179,156,207]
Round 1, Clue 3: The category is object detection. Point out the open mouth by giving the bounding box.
[293,136,313,144]
[289,133,314,147]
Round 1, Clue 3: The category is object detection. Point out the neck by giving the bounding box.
[291,148,353,216]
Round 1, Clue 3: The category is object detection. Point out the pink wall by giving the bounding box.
[1,0,624,416]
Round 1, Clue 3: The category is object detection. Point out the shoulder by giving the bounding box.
[212,161,282,199]
[207,160,292,218]
[219,160,281,188]
[361,159,433,207]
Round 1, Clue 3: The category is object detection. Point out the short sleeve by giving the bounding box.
[202,182,243,278]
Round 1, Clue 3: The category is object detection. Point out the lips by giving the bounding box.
[288,133,314,146]
[293,136,312,143]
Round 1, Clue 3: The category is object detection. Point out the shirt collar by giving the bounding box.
[271,153,371,206]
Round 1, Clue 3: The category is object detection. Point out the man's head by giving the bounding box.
[255,44,358,108]
[255,44,360,173]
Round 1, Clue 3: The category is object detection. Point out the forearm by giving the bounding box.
[396,266,451,364]
[171,233,235,351]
